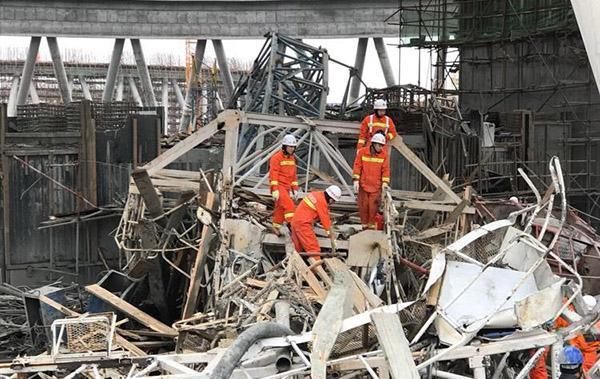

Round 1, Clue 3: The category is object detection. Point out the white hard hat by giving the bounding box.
[282,134,297,147]
[325,185,342,202]
[371,133,386,145]
[374,99,387,110]
[583,295,597,312]
[509,196,519,204]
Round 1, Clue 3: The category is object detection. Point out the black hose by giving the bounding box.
[209,322,293,379]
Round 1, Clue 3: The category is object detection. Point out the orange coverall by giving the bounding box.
[269,150,299,228]
[290,191,332,258]
[356,114,397,149]
[352,146,390,229]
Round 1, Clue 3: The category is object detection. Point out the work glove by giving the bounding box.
[290,190,298,202]
[272,190,280,201]
[353,181,360,193]
[382,182,389,190]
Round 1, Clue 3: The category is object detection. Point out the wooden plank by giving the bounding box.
[38,295,145,356]
[348,270,384,309]
[371,313,419,379]
[402,200,475,214]
[390,137,461,204]
[181,192,216,319]
[85,284,177,337]
[145,110,239,175]
[257,289,279,321]
[324,258,367,313]
[290,251,327,300]
[308,257,334,288]
[417,176,450,230]
[311,271,353,379]
[131,168,164,220]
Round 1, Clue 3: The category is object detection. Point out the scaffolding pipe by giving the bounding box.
[373,37,396,87]
[130,39,157,106]
[16,36,41,106]
[179,39,207,133]
[102,38,125,102]
[212,39,235,98]
[47,37,72,104]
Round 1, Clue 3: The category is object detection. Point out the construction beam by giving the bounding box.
[16,37,41,106]
[28,82,40,104]
[102,38,125,103]
[128,76,143,107]
[7,76,19,117]
[348,38,368,104]
[85,284,177,337]
[79,76,92,100]
[179,39,207,133]
[161,78,169,135]
[130,39,157,106]
[131,168,164,219]
[373,37,396,87]
[371,313,419,379]
[173,79,185,108]
[116,75,124,101]
[390,137,461,204]
[212,39,235,99]
[47,37,72,104]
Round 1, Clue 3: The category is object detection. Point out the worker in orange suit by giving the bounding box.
[290,185,341,259]
[356,99,397,150]
[269,134,300,235]
[353,133,391,230]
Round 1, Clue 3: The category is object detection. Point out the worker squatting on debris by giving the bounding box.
[352,133,391,229]
[269,134,299,235]
[290,185,341,259]
[356,98,397,150]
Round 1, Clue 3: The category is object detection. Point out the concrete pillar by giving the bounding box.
[128,76,143,107]
[116,76,124,101]
[172,79,185,108]
[373,37,396,87]
[179,39,207,133]
[130,39,157,106]
[16,36,41,106]
[7,76,20,117]
[102,38,125,103]
[80,76,92,100]
[212,39,235,99]
[348,38,368,104]
[47,37,72,104]
[29,82,40,104]
[161,78,169,135]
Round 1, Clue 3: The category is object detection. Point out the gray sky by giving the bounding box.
[0,36,435,102]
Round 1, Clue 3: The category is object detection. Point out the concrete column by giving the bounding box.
[373,37,396,87]
[179,39,207,133]
[47,37,72,104]
[128,76,143,107]
[116,76,124,101]
[172,79,185,108]
[130,39,157,106]
[16,36,41,106]
[212,39,235,99]
[161,78,169,135]
[7,76,20,117]
[348,38,368,104]
[80,76,92,100]
[102,38,125,103]
[29,82,40,104]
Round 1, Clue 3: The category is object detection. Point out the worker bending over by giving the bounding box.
[269,134,299,234]
[353,133,390,230]
[356,99,397,150]
[291,185,341,259]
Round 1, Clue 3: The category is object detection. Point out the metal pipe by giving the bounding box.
[128,77,143,107]
[161,78,169,135]
[130,39,157,106]
[179,39,207,133]
[209,322,293,379]
[212,39,235,99]
[7,76,19,117]
[373,37,396,87]
[47,37,72,104]
[431,369,474,379]
[16,36,41,106]
[103,38,125,102]
[349,38,368,104]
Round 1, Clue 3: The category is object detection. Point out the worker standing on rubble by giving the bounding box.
[269,134,300,235]
[353,133,391,230]
[291,185,341,259]
[356,99,397,150]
